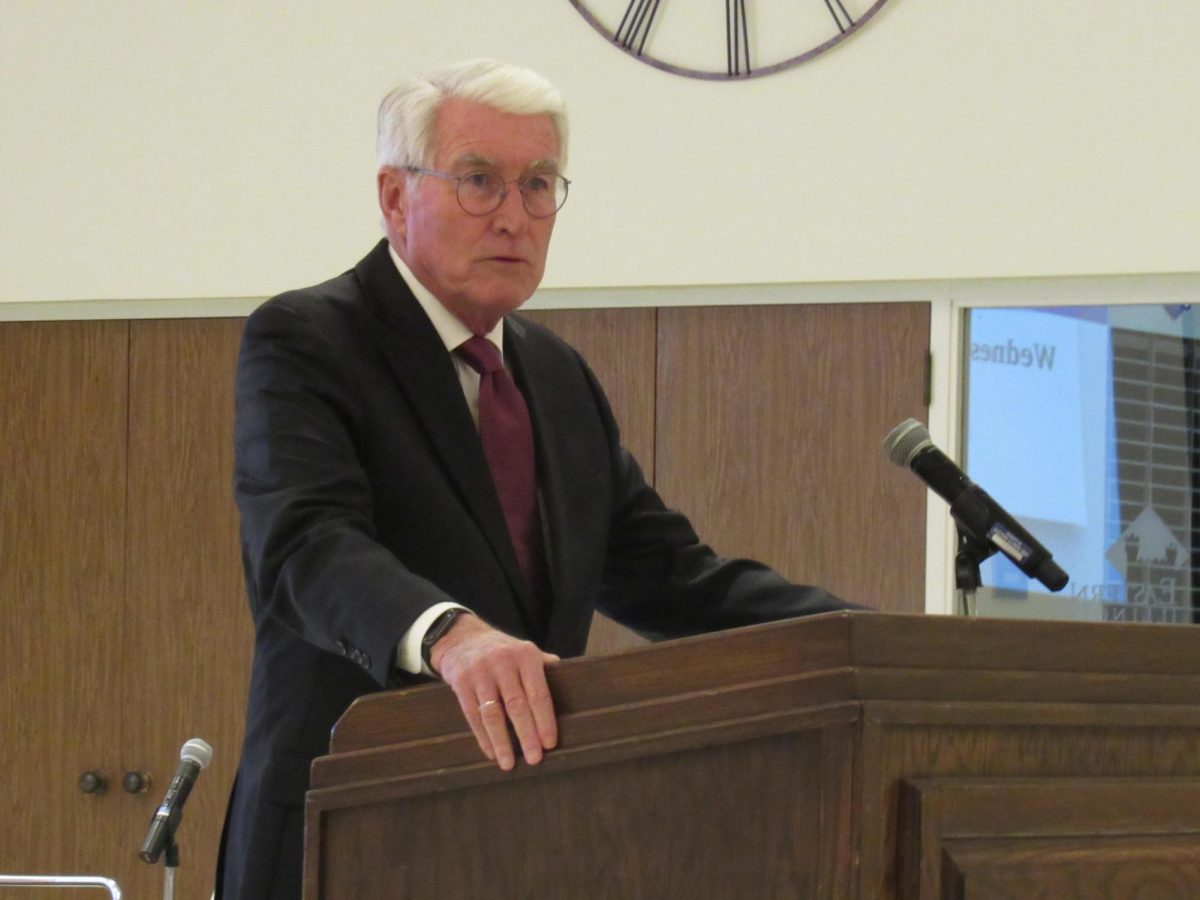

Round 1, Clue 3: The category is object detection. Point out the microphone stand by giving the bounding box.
[954,525,996,617]
[161,836,179,900]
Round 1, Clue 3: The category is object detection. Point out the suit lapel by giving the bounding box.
[505,316,577,642]
[352,241,539,633]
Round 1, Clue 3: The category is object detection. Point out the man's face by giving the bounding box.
[382,97,561,334]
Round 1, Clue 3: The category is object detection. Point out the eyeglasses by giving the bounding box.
[404,167,570,218]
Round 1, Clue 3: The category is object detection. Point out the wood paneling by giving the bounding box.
[121,318,250,898]
[0,319,249,898]
[0,321,128,894]
[656,303,929,611]
[1,302,933,894]
[521,308,657,480]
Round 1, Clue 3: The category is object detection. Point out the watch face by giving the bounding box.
[568,0,894,80]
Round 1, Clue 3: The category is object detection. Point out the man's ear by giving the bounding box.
[377,168,407,241]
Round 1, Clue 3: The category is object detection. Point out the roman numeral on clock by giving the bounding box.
[616,0,661,54]
[726,0,751,76]
[569,0,894,81]
[823,0,857,33]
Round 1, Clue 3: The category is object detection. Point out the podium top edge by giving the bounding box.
[329,611,1200,754]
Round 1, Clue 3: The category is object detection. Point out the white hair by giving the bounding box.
[377,59,569,172]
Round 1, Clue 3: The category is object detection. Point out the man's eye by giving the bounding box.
[523,175,551,193]
[463,172,495,190]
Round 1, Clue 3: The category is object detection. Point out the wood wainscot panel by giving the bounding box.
[520,308,656,478]
[121,318,251,899]
[655,303,929,613]
[0,321,129,895]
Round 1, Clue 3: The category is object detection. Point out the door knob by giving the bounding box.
[78,771,108,794]
[122,771,152,794]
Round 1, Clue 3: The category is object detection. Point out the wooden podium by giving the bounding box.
[303,612,1200,898]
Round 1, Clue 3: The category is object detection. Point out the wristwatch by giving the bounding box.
[421,608,466,673]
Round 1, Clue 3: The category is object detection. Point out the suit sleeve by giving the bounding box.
[233,298,451,686]
[579,365,863,639]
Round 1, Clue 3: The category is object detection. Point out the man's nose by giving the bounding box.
[490,184,530,233]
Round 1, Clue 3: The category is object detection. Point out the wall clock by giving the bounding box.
[567,0,895,80]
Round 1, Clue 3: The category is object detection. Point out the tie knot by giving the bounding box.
[456,336,504,375]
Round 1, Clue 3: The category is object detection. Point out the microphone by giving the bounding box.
[138,738,213,864]
[883,419,1069,592]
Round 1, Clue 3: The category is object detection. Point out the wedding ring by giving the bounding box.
[478,699,501,712]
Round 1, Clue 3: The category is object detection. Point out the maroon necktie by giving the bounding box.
[455,336,546,615]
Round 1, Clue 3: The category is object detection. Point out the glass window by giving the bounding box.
[962,303,1197,625]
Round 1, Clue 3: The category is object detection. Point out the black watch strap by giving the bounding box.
[421,608,465,672]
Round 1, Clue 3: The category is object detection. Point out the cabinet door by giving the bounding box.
[119,318,250,899]
[0,321,129,894]
[656,303,930,611]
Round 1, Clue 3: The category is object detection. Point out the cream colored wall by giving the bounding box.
[1,0,1198,303]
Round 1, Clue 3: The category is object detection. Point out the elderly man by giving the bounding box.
[217,58,850,899]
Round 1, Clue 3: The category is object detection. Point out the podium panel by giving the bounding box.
[319,729,848,897]
[898,778,1200,899]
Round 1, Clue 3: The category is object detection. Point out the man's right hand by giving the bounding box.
[429,613,560,771]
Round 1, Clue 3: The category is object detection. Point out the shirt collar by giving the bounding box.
[388,243,503,357]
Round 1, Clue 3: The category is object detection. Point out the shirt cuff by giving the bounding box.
[395,601,471,677]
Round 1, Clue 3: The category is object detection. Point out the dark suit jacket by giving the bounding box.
[217,239,848,898]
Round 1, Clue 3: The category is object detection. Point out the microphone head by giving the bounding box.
[180,738,213,770]
[883,418,934,467]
